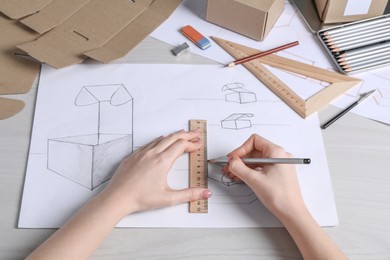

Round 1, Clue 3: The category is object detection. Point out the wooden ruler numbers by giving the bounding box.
[189,120,208,213]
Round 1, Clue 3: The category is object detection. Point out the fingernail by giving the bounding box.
[228,156,234,164]
[202,189,212,199]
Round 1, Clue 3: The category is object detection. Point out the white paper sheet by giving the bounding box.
[19,64,337,228]
[151,0,390,125]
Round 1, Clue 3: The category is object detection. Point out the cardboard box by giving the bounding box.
[206,0,284,41]
[315,0,388,24]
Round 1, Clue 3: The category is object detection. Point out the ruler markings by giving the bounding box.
[189,119,208,213]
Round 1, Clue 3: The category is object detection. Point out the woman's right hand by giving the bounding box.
[222,134,306,220]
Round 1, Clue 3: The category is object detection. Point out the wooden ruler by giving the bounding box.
[189,119,208,213]
[211,36,361,118]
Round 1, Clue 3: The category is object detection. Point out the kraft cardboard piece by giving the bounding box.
[85,0,182,63]
[0,0,53,19]
[17,0,153,68]
[315,0,388,24]
[0,97,25,120]
[20,0,90,34]
[0,14,40,95]
[206,0,284,41]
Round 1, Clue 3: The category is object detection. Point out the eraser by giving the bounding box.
[171,42,190,56]
[180,25,211,50]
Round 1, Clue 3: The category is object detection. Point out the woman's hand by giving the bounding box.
[222,134,304,219]
[100,130,212,217]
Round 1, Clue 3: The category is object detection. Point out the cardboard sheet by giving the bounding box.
[85,0,181,63]
[20,0,90,34]
[0,14,40,98]
[0,0,53,19]
[0,97,24,120]
[19,63,338,228]
[17,0,181,68]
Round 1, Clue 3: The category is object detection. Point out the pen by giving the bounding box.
[321,90,375,129]
[208,156,311,164]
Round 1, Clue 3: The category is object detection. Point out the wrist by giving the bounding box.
[93,190,138,222]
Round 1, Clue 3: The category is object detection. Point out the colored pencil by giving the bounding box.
[327,30,390,46]
[337,44,390,61]
[331,34,390,52]
[226,41,299,67]
[322,16,390,37]
[323,25,388,42]
[339,52,390,66]
[342,56,390,72]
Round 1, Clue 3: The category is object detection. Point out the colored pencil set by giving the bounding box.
[318,14,390,74]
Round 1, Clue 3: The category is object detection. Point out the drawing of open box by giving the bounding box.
[47,84,133,190]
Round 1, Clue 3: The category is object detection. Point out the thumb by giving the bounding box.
[169,188,212,205]
[228,156,255,183]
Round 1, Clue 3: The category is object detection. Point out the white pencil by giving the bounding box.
[322,16,390,37]
[343,56,390,72]
[324,25,389,43]
[337,45,390,62]
[336,41,390,58]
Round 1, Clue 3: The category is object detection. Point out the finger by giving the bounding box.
[162,137,203,163]
[168,188,212,205]
[228,134,281,158]
[228,156,262,184]
[135,136,163,153]
[154,130,200,153]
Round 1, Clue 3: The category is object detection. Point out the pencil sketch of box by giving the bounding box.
[373,88,390,107]
[221,113,253,130]
[222,82,257,104]
[47,84,133,190]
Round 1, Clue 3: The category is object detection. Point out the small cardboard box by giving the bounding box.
[206,0,284,41]
[315,0,388,24]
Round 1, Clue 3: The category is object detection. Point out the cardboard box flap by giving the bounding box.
[0,14,40,95]
[20,0,90,34]
[236,0,275,11]
[0,0,53,19]
[17,0,152,68]
[85,0,181,63]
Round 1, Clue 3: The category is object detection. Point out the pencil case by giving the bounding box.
[317,14,390,74]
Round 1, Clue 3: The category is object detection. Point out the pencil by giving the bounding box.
[342,56,390,72]
[322,16,390,37]
[323,25,389,43]
[327,30,390,47]
[208,156,311,164]
[337,44,390,62]
[321,90,375,129]
[331,34,390,52]
[336,41,390,58]
[226,41,299,67]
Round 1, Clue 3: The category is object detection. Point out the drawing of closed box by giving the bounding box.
[221,113,253,130]
[222,82,257,104]
[47,84,133,190]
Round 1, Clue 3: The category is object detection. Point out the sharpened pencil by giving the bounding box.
[226,41,299,67]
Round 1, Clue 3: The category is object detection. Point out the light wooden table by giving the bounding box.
[1,37,389,259]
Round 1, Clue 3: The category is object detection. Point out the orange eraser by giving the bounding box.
[180,25,211,50]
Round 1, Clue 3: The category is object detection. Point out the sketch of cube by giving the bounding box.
[221,113,253,130]
[48,134,132,190]
[373,88,390,107]
[47,84,133,190]
[222,82,257,104]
